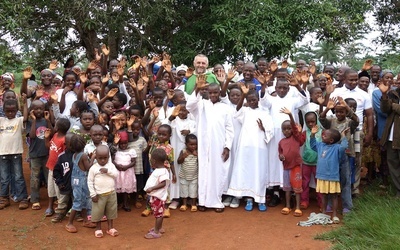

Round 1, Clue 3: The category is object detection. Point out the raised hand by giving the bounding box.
[129,78,137,89]
[140,56,148,68]
[195,74,208,89]
[280,107,291,115]
[29,110,36,120]
[337,96,347,107]
[107,88,118,98]
[87,60,98,70]
[23,67,33,80]
[44,128,52,139]
[140,70,149,83]
[227,67,236,81]
[134,57,141,69]
[152,108,159,118]
[341,127,350,137]
[149,54,160,64]
[50,93,58,103]
[256,118,265,132]
[325,84,336,95]
[127,114,136,126]
[101,44,110,56]
[87,91,96,102]
[149,99,156,110]
[296,124,302,133]
[36,88,44,98]
[167,89,175,100]
[102,74,110,85]
[269,60,278,72]
[378,80,390,94]
[137,78,146,92]
[94,48,101,62]
[216,68,226,83]
[164,62,172,73]
[49,59,59,70]
[317,96,325,105]
[120,56,127,68]
[185,67,194,78]
[254,70,266,85]
[20,93,27,105]
[362,59,373,71]
[79,72,88,83]
[263,71,273,83]
[171,105,181,117]
[309,61,316,75]
[113,133,121,144]
[300,70,309,84]
[44,111,50,120]
[240,82,249,95]
[281,59,288,69]
[287,74,299,86]
[0,87,4,96]
[311,125,319,134]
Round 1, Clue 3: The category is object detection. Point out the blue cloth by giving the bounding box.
[372,88,388,139]
[310,137,348,181]
[71,152,90,211]
[0,154,28,201]
[238,77,262,92]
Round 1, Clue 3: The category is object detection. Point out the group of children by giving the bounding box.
[0,52,395,238]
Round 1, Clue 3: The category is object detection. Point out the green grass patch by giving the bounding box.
[316,183,400,249]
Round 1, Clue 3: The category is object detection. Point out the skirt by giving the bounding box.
[316,179,341,194]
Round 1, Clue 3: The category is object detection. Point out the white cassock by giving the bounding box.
[186,93,234,208]
[227,107,274,203]
[260,90,308,187]
[220,96,242,193]
[164,115,197,199]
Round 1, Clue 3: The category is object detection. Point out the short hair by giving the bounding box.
[56,118,71,133]
[309,87,322,95]
[115,93,127,106]
[208,83,220,89]
[246,90,259,99]
[329,129,341,144]
[276,68,288,74]
[151,148,167,162]
[70,134,86,153]
[244,62,256,69]
[158,124,172,135]
[344,98,357,108]
[3,99,18,110]
[129,104,144,116]
[63,71,77,81]
[152,87,164,94]
[194,54,209,65]
[344,69,357,77]
[81,109,96,119]
[185,134,197,144]
[73,100,89,114]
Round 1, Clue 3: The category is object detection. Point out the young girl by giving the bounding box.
[79,110,96,143]
[226,85,274,211]
[177,134,199,212]
[65,134,96,233]
[310,127,349,224]
[144,148,170,239]
[112,131,137,211]
[55,72,79,116]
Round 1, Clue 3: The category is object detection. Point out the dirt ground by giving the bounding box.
[0,156,337,250]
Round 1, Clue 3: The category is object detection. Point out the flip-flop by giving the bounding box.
[45,208,54,217]
[95,230,104,238]
[281,207,291,215]
[106,228,119,237]
[32,203,41,210]
[65,224,77,233]
[144,231,161,239]
[148,228,165,234]
[294,209,303,217]
[333,216,340,224]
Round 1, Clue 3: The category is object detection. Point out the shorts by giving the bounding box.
[283,166,303,193]
[179,178,198,198]
[47,170,60,198]
[150,196,165,218]
[91,191,118,222]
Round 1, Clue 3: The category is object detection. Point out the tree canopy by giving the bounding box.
[0,0,372,69]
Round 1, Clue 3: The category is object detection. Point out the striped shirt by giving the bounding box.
[179,152,198,180]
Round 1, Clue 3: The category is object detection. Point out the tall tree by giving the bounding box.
[314,41,342,64]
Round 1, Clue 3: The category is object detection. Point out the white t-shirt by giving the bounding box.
[0,117,24,155]
[56,88,77,117]
[144,168,170,201]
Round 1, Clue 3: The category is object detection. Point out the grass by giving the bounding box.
[316,182,400,249]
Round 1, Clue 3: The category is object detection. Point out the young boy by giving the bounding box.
[88,145,119,238]
[144,148,170,239]
[278,107,305,217]
[26,100,53,210]
[0,99,29,210]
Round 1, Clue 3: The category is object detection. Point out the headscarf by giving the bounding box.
[176,64,188,73]
[1,73,14,82]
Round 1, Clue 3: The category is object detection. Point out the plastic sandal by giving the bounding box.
[281,207,291,215]
[179,205,187,211]
[95,230,104,238]
[294,209,303,217]
[65,224,77,233]
[107,228,119,237]
[258,203,267,212]
[149,228,165,234]
[144,231,161,239]
[333,216,340,224]
[191,205,198,212]
[31,202,41,210]
[45,208,55,217]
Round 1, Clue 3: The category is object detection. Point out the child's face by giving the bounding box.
[358,76,369,92]
[281,121,292,138]
[157,80,169,92]
[64,75,76,89]
[130,109,142,119]
[70,103,78,117]
[257,60,268,73]
[112,96,122,109]
[228,89,241,105]
[129,97,137,106]
[157,127,171,143]
[310,88,323,102]
[99,113,109,126]
[52,78,62,88]
[208,85,220,104]
[162,73,170,82]
[346,100,357,112]
[89,68,102,79]
[88,78,101,93]
[322,130,333,144]
[2,78,13,89]
[4,92,17,101]
[305,114,317,130]
[323,66,335,78]
[275,82,289,98]
[81,113,95,130]
[344,72,358,90]
[31,102,45,118]
[178,105,189,119]
[119,140,128,150]
[276,71,288,80]
[102,101,114,115]
[172,91,185,105]
[90,127,104,144]
[246,94,259,109]
[131,123,141,137]
[96,150,109,166]
[186,139,198,153]
[317,77,327,89]
[153,91,164,107]
[4,104,18,119]
[334,106,347,121]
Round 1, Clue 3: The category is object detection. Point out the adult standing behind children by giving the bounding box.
[186,75,234,212]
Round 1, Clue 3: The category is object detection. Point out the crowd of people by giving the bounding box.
[0,48,399,239]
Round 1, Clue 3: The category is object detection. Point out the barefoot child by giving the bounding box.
[144,148,170,239]
[278,107,305,217]
[310,127,349,224]
[88,145,119,238]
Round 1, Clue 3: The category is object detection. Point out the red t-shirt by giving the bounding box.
[278,122,306,170]
[46,133,66,170]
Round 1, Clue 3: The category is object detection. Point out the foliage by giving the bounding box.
[0,0,371,69]
[0,39,23,72]
[313,41,342,64]
[316,182,400,249]
[372,0,400,48]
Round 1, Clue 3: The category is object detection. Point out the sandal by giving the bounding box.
[32,202,41,210]
[106,228,119,237]
[0,198,10,209]
[65,224,77,233]
[294,209,303,217]
[333,216,340,224]
[95,230,104,238]
[179,205,187,211]
[281,207,291,215]
[18,200,29,210]
[135,201,143,209]
[45,208,55,217]
[83,221,97,228]
[215,208,224,213]
[149,228,165,234]
[144,231,161,239]
[191,205,198,212]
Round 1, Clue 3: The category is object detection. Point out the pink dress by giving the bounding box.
[114,148,137,193]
